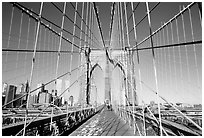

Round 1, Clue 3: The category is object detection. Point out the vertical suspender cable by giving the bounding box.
[69,2,78,83]
[159,29,163,87]
[4,6,14,72]
[85,3,89,48]
[51,2,66,131]
[180,6,190,82]
[117,3,123,65]
[124,2,136,133]
[23,14,31,79]
[188,7,200,87]
[117,4,122,115]
[67,2,78,114]
[88,3,92,48]
[119,2,128,122]
[145,2,163,136]
[15,12,23,79]
[166,26,172,89]
[46,26,51,82]
[87,2,92,105]
[50,30,54,80]
[157,92,202,131]
[162,23,167,89]
[124,1,131,126]
[175,18,183,92]
[84,2,89,105]
[142,101,168,136]
[170,22,178,92]
[76,2,84,106]
[197,3,202,27]
[23,2,43,136]
[131,2,142,135]
[42,26,46,83]
[36,25,42,84]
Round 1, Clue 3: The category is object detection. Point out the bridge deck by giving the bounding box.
[70,108,136,136]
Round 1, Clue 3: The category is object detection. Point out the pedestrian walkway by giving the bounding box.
[70,108,135,136]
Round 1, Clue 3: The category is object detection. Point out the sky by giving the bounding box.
[1,2,202,105]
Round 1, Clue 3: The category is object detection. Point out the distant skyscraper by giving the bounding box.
[4,85,17,108]
[69,95,74,106]
[2,83,8,106]
[38,90,51,106]
[40,83,45,92]
[20,83,25,93]
[28,95,38,108]
[14,94,23,108]
[56,79,62,96]
[2,83,8,95]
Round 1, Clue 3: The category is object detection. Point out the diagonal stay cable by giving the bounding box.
[15,71,87,136]
[140,80,202,131]
[112,58,169,135]
[122,2,140,34]
[16,2,86,48]
[108,2,115,47]
[125,2,140,29]
[22,3,43,136]
[2,63,86,108]
[12,2,84,52]
[93,2,106,49]
[131,2,195,49]
[69,2,103,48]
[128,2,160,35]
[51,2,102,50]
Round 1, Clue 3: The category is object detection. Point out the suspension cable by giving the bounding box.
[66,2,78,119]
[76,2,84,90]
[170,21,178,92]
[123,2,140,31]
[12,2,84,52]
[141,81,202,131]
[15,11,24,82]
[188,7,200,87]
[166,25,172,89]
[129,2,160,35]
[125,75,168,136]
[4,6,14,72]
[50,2,66,131]
[180,6,190,83]
[2,62,86,109]
[109,2,115,47]
[69,2,103,48]
[16,71,86,136]
[93,2,106,48]
[142,101,168,136]
[113,55,168,135]
[23,2,43,136]
[23,14,32,81]
[146,2,163,136]
[124,2,137,134]
[131,2,195,49]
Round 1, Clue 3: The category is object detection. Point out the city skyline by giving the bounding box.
[2,2,202,105]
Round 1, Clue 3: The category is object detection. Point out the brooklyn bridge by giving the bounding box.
[2,2,202,136]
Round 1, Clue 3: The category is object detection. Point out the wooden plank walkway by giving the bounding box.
[70,108,135,136]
